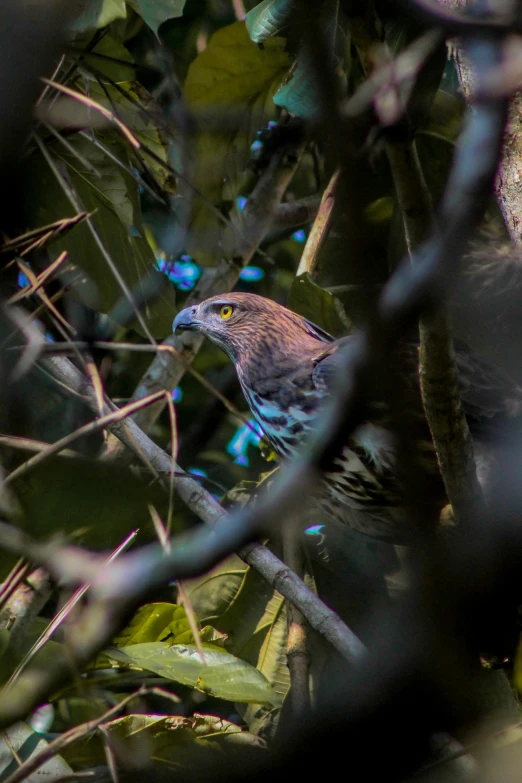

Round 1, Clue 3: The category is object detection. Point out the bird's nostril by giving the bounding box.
[191,307,197,316]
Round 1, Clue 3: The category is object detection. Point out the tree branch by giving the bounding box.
[438,0,522,245]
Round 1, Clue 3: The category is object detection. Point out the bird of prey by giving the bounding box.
[173,292,522,540]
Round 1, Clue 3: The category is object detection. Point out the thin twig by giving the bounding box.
[42,78,140,148]
[4,390,166,485]
[32,134,158,345]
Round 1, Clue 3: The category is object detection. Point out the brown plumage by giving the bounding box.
[173,292,522,540]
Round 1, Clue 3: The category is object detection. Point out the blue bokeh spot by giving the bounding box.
[236,196,247,211]
[227,419,264,467]
[18,271,29,289]
[239,266,264,282]
[292,229,307,243]
[250,139,263,157]
[305,524,325,536]
[188,467,207,478]
[157,254,201,291]
[172,386,183,403]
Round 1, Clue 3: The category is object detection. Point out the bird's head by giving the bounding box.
[173,292,334,364]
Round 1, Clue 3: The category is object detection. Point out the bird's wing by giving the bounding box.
[310,336,353,394]
[311,336,522,432]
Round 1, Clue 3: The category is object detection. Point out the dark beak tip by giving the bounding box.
[172,307,197,334]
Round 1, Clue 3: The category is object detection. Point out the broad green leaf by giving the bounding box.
[127,0,186,37]
[274,57,321,121]
[183,554,249,623]
[108,642,281,705]
[80,34,136,82]
[184,21,289,264]
[245,0,294,43]
[24,133,176,338]
[64,713,265,771]
[113,603,185,646]
[238,594,288,734]
[89,81,174,193]
[70,0,127,33]
[274,1,341,121]
[0,723,72,781]
[288,273,352,337]
[113,602,226,648]
[239,593,288,699]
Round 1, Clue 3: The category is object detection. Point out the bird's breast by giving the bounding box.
[242,385,319,458]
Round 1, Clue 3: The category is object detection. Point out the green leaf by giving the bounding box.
[183,554,249,624]
[127,0,186,37]
[238,597,287,735]
[107,642,281,705]
[0,722,72,781]
[113,603,185,646]
[288,273,352,337]
[245,0,294,43]
[273,1,341,121]
[81,34,136,82]
[70,0,127,33]
[113,602,226,648]
[24,133,176,338]
[273,57,321,121]
[89,81,174,193]
[64,713,265,771]
[184,21,289,264]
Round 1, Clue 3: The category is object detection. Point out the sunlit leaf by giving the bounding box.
[114,603,186,646]
[245,0,294,43]
[127,0,186,37]
[70,0,127,33]
[113,602,225,648]
[108,642,281,705]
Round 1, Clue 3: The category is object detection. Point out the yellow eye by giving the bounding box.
[220,304,233,320]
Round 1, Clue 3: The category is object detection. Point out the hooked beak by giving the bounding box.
[172,305,200,333]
